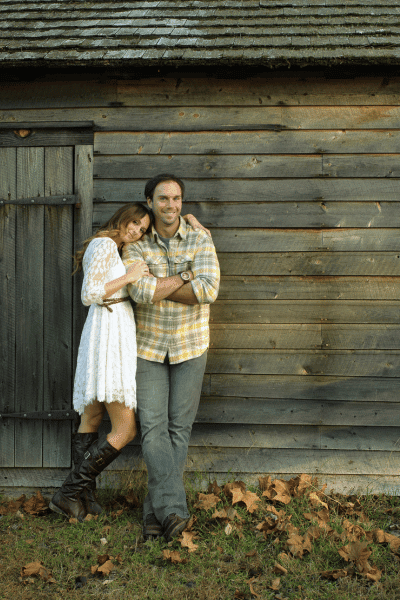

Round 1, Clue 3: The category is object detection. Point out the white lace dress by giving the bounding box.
[73,237,137,415]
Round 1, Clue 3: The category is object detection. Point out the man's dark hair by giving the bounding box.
[145,173,185,201]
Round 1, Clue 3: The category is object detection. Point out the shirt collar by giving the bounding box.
[151,216,188,242]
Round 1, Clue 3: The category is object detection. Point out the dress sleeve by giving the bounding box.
[81,238,118,306]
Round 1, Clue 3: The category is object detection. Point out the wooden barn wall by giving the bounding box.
[1,74,400,494]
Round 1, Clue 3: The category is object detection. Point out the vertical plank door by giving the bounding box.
[0,133,93,474]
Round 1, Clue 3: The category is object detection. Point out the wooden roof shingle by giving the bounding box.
[1,0,400,68]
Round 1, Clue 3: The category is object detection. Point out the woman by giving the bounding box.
[49,203,206,521]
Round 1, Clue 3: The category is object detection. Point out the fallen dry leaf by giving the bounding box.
[212,506,241,522]
[320,569,349,580]
[273,563,288,575]
[309,492,328,510]
[373,528,400,553]
[223,481,247,500]
[163,549,188,564]
[338,541,372,571]
[22,491,48,516]
[286,534,310,558]
[292,474,313,497]
[0,495,25,515]
[262,479,292,505]
[208,480,222,496]
[97,560,114,576]
[366,567,382,582]
[194,493,221,511]
[231,490,260,513]
[225,523,233,535]
[247,576,261,598]
[180,531,199,552]
[268,577,281,590]
[21,560,56,583]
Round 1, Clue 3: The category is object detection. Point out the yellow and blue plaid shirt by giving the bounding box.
[122,217,220,364]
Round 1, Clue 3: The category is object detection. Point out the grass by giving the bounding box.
[0,473,399,600]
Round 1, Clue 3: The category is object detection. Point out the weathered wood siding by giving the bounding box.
[1,74,400,493]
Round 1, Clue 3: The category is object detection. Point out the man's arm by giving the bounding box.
[167,230,220,305]
[151,274,186,303]
[166,276,199,304]
[123,241,188,303]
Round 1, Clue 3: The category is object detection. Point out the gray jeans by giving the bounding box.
[136,351,207,525]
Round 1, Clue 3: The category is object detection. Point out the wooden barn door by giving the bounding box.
[0,125,93,479]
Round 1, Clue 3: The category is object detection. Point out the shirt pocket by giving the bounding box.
[148,255,169,277]
[174,253,193,275]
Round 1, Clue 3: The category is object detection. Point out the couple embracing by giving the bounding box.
[50,173,220,543]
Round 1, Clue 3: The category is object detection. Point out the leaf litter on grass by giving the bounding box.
[1,474,400,599]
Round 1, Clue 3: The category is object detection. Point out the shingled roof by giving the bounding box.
[1,0,400,68]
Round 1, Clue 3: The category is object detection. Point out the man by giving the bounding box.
[123,173,220,541]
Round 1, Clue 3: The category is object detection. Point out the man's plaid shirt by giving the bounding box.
[122,217,220,364]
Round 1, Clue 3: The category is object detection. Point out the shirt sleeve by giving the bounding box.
[81,238,118,306]
[190,231,220,304]
[122,242,157,304]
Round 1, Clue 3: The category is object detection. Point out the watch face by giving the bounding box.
[181,271,190,281]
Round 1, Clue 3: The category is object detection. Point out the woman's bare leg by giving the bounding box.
[104,402,137,450]
[78,400,106,433]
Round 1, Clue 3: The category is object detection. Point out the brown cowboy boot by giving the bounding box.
[49,437,120,521]
[72,433,103,515]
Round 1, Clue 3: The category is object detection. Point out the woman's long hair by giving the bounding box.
[72,202,153,275]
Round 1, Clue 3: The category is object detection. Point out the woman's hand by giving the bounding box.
[126,261,150,283]
[183,214,212,238]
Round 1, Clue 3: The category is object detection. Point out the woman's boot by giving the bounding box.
[73,433,103,515]
[49,437,120,521]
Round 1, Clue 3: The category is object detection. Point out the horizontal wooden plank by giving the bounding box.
[2,470,400,497]
[218,253,400,276]
[99,472,400,496]
[196,396,400,425]
[322,324,400,350]
[94,130,400,155]
[185,448,400,476]
[219,276,400,300]
[0,468,70,488]
[210,300,400,324]
[117,77,400,107]
[113,446,399,476]
[210,324,322,349]
[207,374,400,402]
[94,154,325,178]
[323,155,400,178]
[4,77,400,110]
[108,422,400,452]
[94,154,400,179]
[3,106,400,131]
[213,230,400,252]
[206,349,400,377]
[189,423,400,452]
[320,426,400,452]
[0,80,116,109]
[0,128,93,147]
[0,195,76,206]
[95,200,400,228]
[93,178,400,203]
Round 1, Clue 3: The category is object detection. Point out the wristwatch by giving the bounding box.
[180,271,191,282]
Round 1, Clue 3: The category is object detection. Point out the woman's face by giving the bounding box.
[119,214,151,245]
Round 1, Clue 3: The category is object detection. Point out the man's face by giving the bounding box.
[147,180,182,228]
